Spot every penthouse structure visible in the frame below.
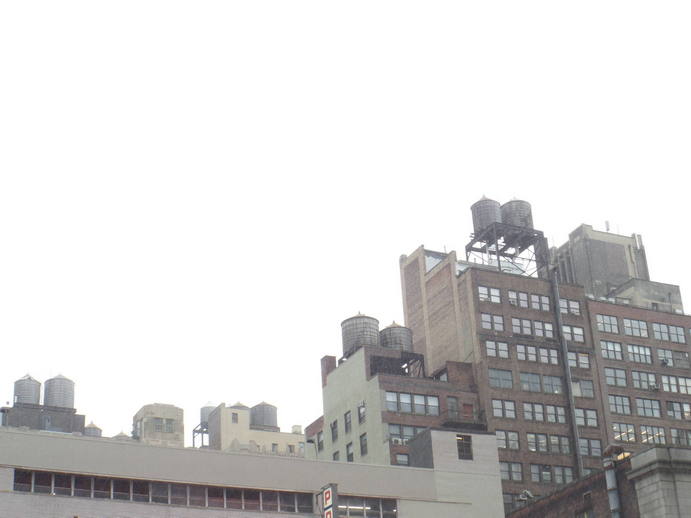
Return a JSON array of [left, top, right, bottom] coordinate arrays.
[[399, 198, 691, 513]]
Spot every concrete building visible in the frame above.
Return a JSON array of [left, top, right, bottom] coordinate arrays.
[[0, 425, 505, 518], [132, 403, 184, 448], [399, 201, 691, 513], [208, 402, 306, 456]]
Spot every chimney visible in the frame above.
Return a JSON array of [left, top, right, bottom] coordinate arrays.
[[321, 356, 337, 387]]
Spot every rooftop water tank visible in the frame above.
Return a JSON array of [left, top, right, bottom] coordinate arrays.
[[44, 375, 75, 409], [341, 314, 380, 356], [471, 196, 502, 234], [200, 404, 216, 425], [379, 322, 413, 351], [14, 375, 41, 405], [250, 402, 279, 431], [501, 199, 533, 228]]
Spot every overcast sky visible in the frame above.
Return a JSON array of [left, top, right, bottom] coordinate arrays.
[[1, 1, 690, 441]]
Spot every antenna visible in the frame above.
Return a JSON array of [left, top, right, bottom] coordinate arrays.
[[605, 221, 610, 232]]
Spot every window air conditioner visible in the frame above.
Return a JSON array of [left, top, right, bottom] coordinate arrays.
[[391, 438, 402, 445]]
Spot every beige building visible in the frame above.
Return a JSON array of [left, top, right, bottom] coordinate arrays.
[[208, 402, 305, 456], [132, 403, 184, 448], [0, 425, 505, 518]]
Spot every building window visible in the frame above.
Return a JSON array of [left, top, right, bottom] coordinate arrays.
[[523, 402, 544, 422], [543, 375, 563, 394], [531, 294, 550, 311], [333, 451, 340, 461], [272, 443, 278, 453], [659, 349, 691, 369], [631, 371, 657, 390], [628, 344, 652, 364], [153, 417, 163, 432], [652, 323, 684, 343], [601, 340, 623, 360], [670, 326, 686, 344], [395, 454, 409, 466], [317, 431, 324, 451], [605, 367, 627, 387], [232, 412, 238, 423], [346, 443, 354, 462], [667, 401, 691, 420], [481, 313, 504, 332], [357, 403, 366, 424], [636, 398, 661, 418], [520, 372, 541, 392], [496, 430, 519, 450], [612, 422, 636, 442], [623, 319, 648, 338], [486, 340, 509, 358], [550, 435, 571, 454], [344, 411, 352, 434], [560, 299, 580, 315], [575, 408, 598, 427], [164, 419, 174, 433], [653, 323, 670, 341], [530, 464, 552, 483], [609, 395, 631, 415], [572, 379, 594, 398], [517, 344, 537, 362], [492, 399, 516, 419], [288, 444, 295, 454], [554, 466, 574, 484], [568, 352, 590, 369], [385, 391, 439, 415], [578, 439, 602, 457], [479, 286, 501, 303], [330, 420, 338, 442], [512, 318, 531, 335], [597, 314, 619, 334], [546, 405, 566, 423], [671, 428, 691, 446], [562, 325, 584, 343], [661, 375, 691, 394], [500, 462, 522, 481], [359, 433, 367, 456], [447, 396, 459, 420], [533, 321, 554, 338], [509, 290, 529, 308], [640, 425, 666, 444], [489, 369, 513, 389], [527, 433, 548, 452], [540, 348, 559, 365], [456, 434, 473, 460]]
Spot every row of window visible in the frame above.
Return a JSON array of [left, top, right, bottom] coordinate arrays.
[[604, 368, 691, 393], [487, 340, 591, 369], [322, 403, 367, 449], [388, 424, 427, 444], [478, 286, 566, 315], [601, 341, 690, 368], [496, 430, 585, 456], [500, 462, 575, 484], [332, 434, 368, 462], [597, 314, 687, 344], [482, 313, 587, 343], [12, 470, 314, 513], [610, 423, 691, 446], [607, 395, 691, 419], [492, 399, 567, 423], [385, 391, 440, 416], [489, 368, 564, 394]]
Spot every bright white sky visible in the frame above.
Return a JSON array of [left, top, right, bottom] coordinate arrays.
[[1, 1, 690, 442]]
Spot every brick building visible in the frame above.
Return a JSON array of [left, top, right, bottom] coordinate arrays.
[[399, 212, 691, 512]]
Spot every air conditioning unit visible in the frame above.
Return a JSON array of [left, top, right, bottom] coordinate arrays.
[[509, 300, 518, 306], [391, 438, 402, 445], [650, 383, 659, 391], [661, 359, 669, 367]]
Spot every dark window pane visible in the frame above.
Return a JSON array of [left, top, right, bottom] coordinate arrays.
[[14, 470, 32, 492], [280, 492, 296, 512], [365, 497, 381, 517], [262, 490, 278, 511], [75, 476, 92, 498], [244, 489, 260, 511], [382, 498, 397, 518], [34, 472, 51, 494], [151, 482, 168, 504], [189, 485, 205, 507], [93, 477, 111, 499], [170, 483, 187, 506], [132, 480, 149, 502], [226, 488, 242, 509], [113, 479, 130, 501], [348, 495, 365, 517], [208, 486, 224, 508], [297, 492, 313, 513], [54, 474, 72, 496]]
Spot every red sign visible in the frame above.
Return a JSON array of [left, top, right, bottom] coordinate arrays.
[[323, 487, 333, 509], [325, 509, 333, 518]]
